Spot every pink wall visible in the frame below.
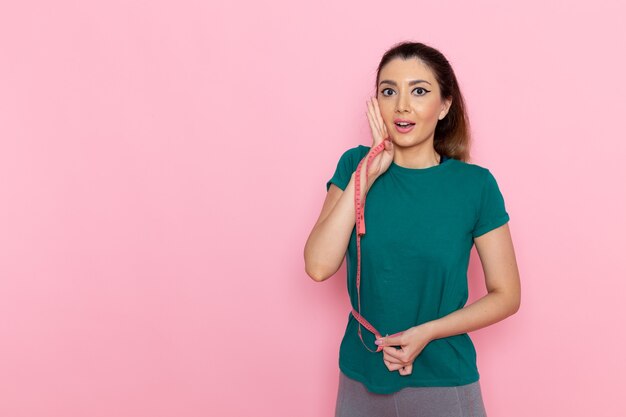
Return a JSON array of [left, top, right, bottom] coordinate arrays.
[[1, 1, 625, 416]]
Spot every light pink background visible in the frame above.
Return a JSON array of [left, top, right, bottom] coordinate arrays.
[[1, 1, 625, 416]]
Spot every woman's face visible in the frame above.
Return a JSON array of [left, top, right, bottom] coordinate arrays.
[[376, 57, 452, 147]]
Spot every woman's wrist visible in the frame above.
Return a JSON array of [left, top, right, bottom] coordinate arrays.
[[367, 174, 378, 189], [350, 171, 373, 189], [417, 320, 439, 342]]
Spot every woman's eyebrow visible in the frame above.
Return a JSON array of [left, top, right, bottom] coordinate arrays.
[[379, 79, 432, 86]]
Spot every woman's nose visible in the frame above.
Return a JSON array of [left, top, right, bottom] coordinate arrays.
[[396, 93, 410, 112]]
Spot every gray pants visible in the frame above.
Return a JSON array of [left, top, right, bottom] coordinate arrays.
[[335, 370, 487, 417]]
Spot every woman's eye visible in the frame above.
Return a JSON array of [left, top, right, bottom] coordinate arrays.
[[413, 87, 430, 96], [381, 88, 393, 96]]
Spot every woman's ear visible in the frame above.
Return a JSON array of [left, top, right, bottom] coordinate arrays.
[[439, 98, 453, 120]]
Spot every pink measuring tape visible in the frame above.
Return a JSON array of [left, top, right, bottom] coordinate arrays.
[[352, 138, 404, 353]]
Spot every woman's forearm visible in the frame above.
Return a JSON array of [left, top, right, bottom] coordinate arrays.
[[421, 290, 519, 341], [304, 174, 357, 281], [304, 166, 375, 281]]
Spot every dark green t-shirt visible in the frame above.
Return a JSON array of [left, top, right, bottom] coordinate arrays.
[[325, 144, 510, 394]]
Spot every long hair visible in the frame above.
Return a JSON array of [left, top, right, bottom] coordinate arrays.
[[374, 41, 472, 162]]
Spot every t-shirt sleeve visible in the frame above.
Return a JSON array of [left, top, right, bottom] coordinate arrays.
[[472, 169, 510, 238], [325, 147, 359, 192]]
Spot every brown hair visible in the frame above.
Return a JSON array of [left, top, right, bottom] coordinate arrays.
[[374, 41, 472, 162]]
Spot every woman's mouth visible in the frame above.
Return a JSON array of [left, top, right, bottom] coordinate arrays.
[[394, 122, 415, 133]]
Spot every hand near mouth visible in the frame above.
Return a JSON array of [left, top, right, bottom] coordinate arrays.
[[364, 97, 394, 184]]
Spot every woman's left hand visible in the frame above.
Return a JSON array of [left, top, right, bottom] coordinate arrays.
[[375, 324, 434, 376]]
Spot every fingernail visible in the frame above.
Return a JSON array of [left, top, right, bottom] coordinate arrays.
[[375, 339, 383, 345]]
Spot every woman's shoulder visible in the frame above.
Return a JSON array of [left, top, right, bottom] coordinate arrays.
[[353, 144, 371, 157], [333, 144, 370, 169], [451, 158, 491, 174], [335, 144, 368, 156], [451, 159, 504, 190]]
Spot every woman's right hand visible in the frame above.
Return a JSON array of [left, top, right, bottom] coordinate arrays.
[[364, 97, 394, 182]]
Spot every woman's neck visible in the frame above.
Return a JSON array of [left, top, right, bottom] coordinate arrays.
[[392, 145, 441, 169]]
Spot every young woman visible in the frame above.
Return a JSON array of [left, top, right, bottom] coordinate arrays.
[[304, 41, 521, 416]]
